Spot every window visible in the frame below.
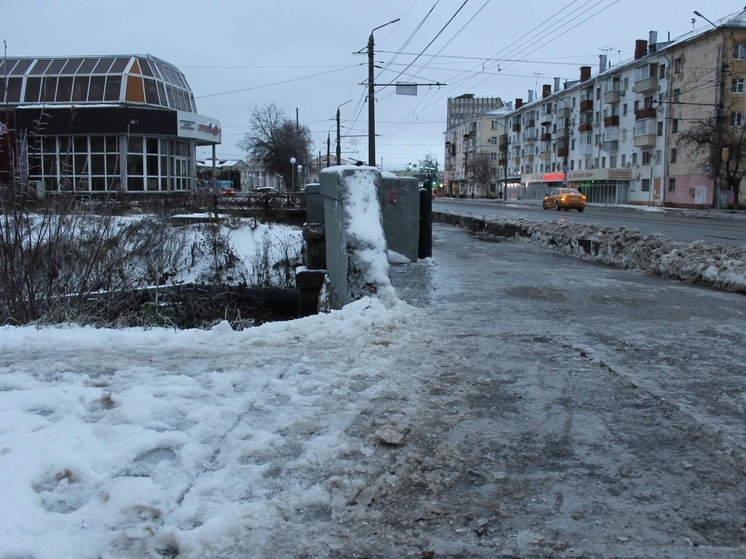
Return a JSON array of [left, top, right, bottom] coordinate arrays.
[[674, 57, 683, 73], [668, 178, 676, 192], [641, 178, 650, 192], [673, 89, 681, 103], [491, 120, 499, 130], [623, 103, 628, 116], [601, 156, 606, 168], [657, 122, 664, 136], [672, 119, 679, 133], [623, 77, 629, 91], [731, 112, 744, 127], [489, 137, 497, 146], [632, 152, 638, 165], [610, 155, 617, 167], [621, 154, 627, 167], [671, 148, 678, 163], [734, 44, 746, 60], [596, 87, 601, 100], [659, 64, 666, 79], [642, 151, 652, 165], [733, 78, 745, 94]]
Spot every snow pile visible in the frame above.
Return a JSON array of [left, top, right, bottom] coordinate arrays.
[[319, 166, 397, 307], [0, 297, 423, 559], [438, 212, 746, 293]]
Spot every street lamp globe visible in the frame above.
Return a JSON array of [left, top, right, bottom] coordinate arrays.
[[290, 157, 297, 191]]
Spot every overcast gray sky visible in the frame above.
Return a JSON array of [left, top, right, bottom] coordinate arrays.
[[4, 0, 741, 170]]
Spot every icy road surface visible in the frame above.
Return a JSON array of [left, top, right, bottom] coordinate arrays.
[[1, 223, 745, 559]]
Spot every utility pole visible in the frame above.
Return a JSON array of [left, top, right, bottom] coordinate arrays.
[[336, 107, 342, 165], [367, 18, 400, 167], [694, 10, 725, 207]]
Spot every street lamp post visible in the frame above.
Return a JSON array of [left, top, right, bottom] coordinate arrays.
[[367, 18, 400, 167], [290, 157, 296, 191], [297, 164, 303, 189]]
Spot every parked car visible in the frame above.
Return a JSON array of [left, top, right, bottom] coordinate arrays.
[[221, 186, 236, 196], [542, 187, 586, 211], [255, 186, 279, 194]]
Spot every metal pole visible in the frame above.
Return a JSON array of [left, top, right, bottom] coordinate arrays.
[[366, 19, 399, 167], [336, 108, 342, 165], [367, 32, 375, 166]]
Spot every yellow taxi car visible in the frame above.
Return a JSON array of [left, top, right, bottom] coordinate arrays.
[[542, 187, 586, 212]]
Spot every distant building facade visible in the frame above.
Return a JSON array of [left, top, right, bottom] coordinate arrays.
[[0, 54, 221, 195], [445, 9, 746, 208]]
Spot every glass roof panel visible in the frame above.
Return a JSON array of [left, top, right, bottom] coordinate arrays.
[[61, 59, 83, 74], [76, 58, 98, 74], [10, 59, 33, 75], [109, 57, 131, 74], [45, 59, 66, 74], [139, 58, 154, 77], [29, 59, 52, 75], [94, 58, 115, 74]]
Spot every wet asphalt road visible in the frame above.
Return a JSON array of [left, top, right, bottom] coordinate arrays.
[[366, 222, 746, 558]]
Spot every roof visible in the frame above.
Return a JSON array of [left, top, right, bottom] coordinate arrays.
[[0, 54, 196, 112]]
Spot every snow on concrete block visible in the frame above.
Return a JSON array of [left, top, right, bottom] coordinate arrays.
[[319, 166, 397, 309]]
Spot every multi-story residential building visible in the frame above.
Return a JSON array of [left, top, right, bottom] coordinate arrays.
[[448, 9, 746, 208], [444, 94, 507, 197], [444, 107, 509, 197]]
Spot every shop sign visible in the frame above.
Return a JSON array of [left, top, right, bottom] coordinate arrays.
[[566, 167, 630, 181], [521, 172, 565, 183], [177, 111, 222, 143]]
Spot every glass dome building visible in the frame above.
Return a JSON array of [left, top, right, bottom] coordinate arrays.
[[0, 54, 221, 195]]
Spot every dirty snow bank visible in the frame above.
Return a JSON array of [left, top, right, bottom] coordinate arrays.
[[437, 211, 746, 293]]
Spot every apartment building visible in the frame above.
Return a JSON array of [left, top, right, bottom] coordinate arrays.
[[444, 107, 510, 197], [450, 9, 746, 208]]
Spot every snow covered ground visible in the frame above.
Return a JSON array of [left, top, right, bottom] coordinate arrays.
[[1, 201, 745, 558]]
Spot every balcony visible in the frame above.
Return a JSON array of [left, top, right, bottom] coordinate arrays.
[[634, 76, 658, 95], [635, 107, 657, 120], [512, 122, 521, 132], [633, 133, 657, 148], [603, 89, 621, 104], [525, 132, 537, 142], [525, 154, 535, 163], [604, 115, 619, 127], [539, 150, 552, 160], [578, 122, 593, 132], [580, 99, 593, 111], [525, 119, 536, 129], [602, 139, 619, 151], [556, 106, 570, 119], [579, 143, 593, 156], [541, 132, 552, 141], [557, 147, 568, 157]]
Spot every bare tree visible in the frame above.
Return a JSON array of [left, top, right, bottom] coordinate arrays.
[[468, 153, 496, 198], [237, 104, 314, 190], [677, 110, 746, 209]]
